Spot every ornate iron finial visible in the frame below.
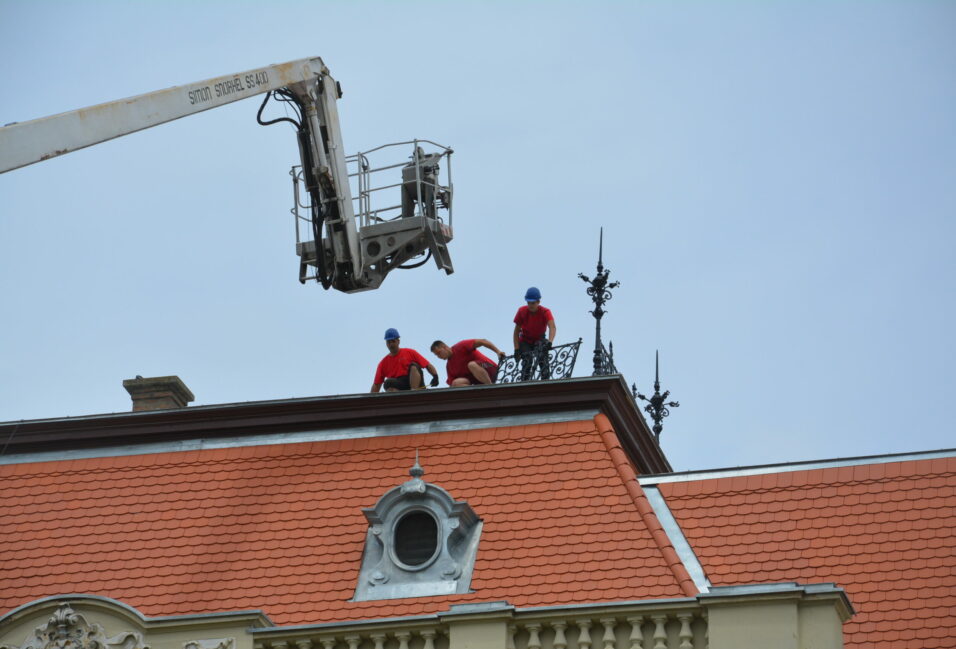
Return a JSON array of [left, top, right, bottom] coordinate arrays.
[[410, 449, 424, 478], [634, 350, 680, 439], [579, 228, 620, 375]]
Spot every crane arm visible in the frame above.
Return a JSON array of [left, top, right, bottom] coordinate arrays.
[[0, 57, 328, 174], [0, 57, 455, 294]]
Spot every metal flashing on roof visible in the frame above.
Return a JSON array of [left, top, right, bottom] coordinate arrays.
[[0, 410, 597, 466], [638, 447, 956, 485], [642, 485, 711, 593], [443, 602, 513, 615]]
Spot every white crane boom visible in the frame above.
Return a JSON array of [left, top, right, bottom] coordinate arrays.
[[0, 58, 325, 173], [0, 57, 454, 293]]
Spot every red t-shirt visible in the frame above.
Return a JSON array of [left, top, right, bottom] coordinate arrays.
[[374, 348, 428, 384], [445, 339, 495, 385], [514, 305, 554, 343]]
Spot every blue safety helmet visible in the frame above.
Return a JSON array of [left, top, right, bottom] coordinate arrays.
[[384, 328, 400, 341], [524, 286, 542, 302]]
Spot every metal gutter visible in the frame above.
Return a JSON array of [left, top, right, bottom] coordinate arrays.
[[639, 447, 956, 485], [250, 597, 706, 634]]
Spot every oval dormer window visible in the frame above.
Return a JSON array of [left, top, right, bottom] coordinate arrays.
[[394, 510, 438, 567]]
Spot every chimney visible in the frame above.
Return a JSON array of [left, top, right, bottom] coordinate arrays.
[[123, 375, 195, 412]]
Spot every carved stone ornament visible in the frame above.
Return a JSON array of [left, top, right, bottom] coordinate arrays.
[[184, 639, 234, 649], [0, 605, 148, 649], [353, 458, 482, 602]]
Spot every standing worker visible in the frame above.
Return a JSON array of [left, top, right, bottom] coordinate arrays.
[[401, 146, 444, 218], [513, 287, 557, 379], [371, 328, 440, 393], [430, 339, 507, 386]]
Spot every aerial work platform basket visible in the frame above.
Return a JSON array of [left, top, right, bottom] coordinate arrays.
[[293, 140, 454, 290]]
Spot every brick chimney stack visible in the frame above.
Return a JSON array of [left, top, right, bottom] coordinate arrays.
[[123, 375, 195, 412]]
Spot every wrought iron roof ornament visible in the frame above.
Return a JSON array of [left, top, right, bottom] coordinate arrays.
[[579, 228, 620, 376], [634, 350, 680, 439]]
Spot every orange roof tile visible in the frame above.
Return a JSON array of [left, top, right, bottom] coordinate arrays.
[[660, 455, 956, 649], [0, 416, 687, 624]]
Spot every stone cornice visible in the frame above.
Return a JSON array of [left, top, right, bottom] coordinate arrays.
[[0, 376, 671, 474], [0, 594, 272, 630]]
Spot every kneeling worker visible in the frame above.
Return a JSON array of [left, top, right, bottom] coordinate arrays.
[[371, 328, 440, 393], [431, 339, 507, 386]]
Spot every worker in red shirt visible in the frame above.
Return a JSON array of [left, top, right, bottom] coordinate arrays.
[[513, 287, 556, 380], [430, 338, 507, 386], [513, 286, 556, 353], [371, 328, 440, 393]]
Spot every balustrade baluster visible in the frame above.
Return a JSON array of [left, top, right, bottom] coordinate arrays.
[[677, 615, 692, 649], [552, 622, 568, 649], [320, 637, 336, 649], [626, 617, 644, 649], [421, 630, 436, 649], [576, 620, 592, 649], [370, 633, 386, 649], [507, 625, 517, 649], [599, 619, 615, 649], [526, 624, 542, 649], [651, 616, 667, 649], [395, 632, 411, 649]]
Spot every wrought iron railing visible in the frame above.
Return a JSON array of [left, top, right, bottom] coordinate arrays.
[[496, 339, 582, 384]]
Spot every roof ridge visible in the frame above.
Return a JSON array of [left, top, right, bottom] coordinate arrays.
[[593, 413, 697, 598]]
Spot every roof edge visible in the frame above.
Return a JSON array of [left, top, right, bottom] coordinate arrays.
[[595, 414, 696, 597], [639, 447, 956, 485], [0, 376, 672, 475]]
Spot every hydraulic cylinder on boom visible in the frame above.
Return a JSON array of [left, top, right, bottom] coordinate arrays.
[[0, 56, 454, 293]]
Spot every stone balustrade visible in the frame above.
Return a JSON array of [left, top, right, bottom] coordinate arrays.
[[508, 606, 706, 649], [255, 626, 449, 649], [252, 601, 707, 649]]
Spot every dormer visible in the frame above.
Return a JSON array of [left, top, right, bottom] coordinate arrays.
[[353, 457, 482, 601]]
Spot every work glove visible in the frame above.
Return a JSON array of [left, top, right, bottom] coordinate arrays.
[[429, 375, 439, 387]]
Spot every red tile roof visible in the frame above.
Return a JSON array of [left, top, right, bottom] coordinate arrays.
[[1, 416, 689, 625], [660, 455, 956, 649]]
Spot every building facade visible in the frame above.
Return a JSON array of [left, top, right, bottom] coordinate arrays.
[[1, 377, 951, 648]]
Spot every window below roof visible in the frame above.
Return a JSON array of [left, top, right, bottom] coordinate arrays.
[[353, 458, 482, 602], [394, 510, 439, 568]]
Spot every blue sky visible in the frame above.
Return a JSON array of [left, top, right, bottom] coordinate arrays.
[[1, 1, 953, 470]]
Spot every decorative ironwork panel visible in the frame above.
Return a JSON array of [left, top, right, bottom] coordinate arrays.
[[495, 339, 582, 384]]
